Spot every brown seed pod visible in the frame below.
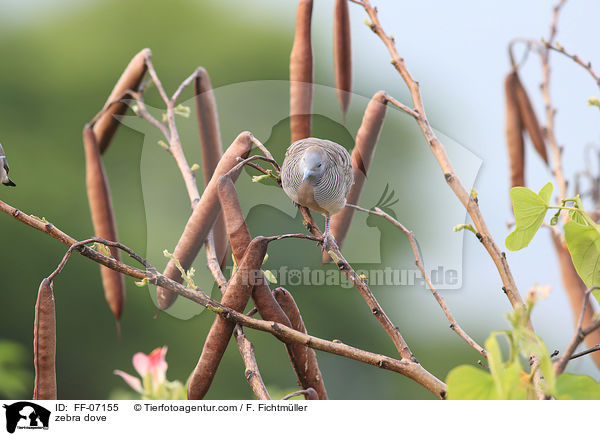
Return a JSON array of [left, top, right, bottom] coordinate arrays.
[[157, 132, 253, 310], [513, 74, 548, 164], [217, 175, 327, 397], [333, 0, 352, 118], [290, 0, 314, 142], [273, 287, 327, 399], [194, 68, 228, 268], [187, 237, 269, 400], [505, 71, 525, 188], [83, 126, 125, 321], [33, 278, 57, 400], [325, 91, 387, 262], [94, 48, 150, 154], [217, 175, 252, 262]]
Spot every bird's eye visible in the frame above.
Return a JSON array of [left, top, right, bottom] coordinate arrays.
[[317, 163, 321, 168]]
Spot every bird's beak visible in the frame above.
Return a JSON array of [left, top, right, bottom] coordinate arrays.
[[302, 168, 312, 181]]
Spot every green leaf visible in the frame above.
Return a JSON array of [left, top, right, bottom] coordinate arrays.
[[174, 104, 191, 118], [262, 269, 277, 283], [502, 361, 529, 400], [92, 242, 112, 257], [588, 96, 600, 109], [252, 174, 271, 183], [505, 183, 552, 251], [556, 373, 600, 399], [134, 278, 149, 287], [485, 333, 506, 397], [453, 223, 477, 234], [564, 220, 600, 289], [485, 332, 528, 399], [446, 365, 498, 400], [568, 208, 587, 225]]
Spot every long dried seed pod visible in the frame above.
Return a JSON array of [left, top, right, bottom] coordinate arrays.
[[333, 0, 352, 118], [513, 74, 548, 164], [505, 71, 525, 188], [194, 68, 228, 268], [187, 237, 269, 400], [290, 0, 314, 142], [273, 287, 327, 400], [217, 175, 252, 261], [217, 175, 326, 394], [83, 126, 125, 321], [33, 278, 57, 400], [157, 132, 253, 310], [94, 48, 150, 154], [325, 91, 387, 262]]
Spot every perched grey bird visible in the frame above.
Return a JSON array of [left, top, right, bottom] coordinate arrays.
[[281, 137, 353, 249], [0, 144, 16, 187]]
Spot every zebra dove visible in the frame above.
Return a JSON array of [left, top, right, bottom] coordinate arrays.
[[0, 144, 16, 187], [281, 137, 353, 249]]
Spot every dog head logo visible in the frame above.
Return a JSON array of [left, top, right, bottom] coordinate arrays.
[[3, 402, 51, 433]]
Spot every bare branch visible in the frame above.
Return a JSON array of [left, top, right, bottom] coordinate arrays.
[[544, 42, 600, 88], [234, 326, 271, 400]]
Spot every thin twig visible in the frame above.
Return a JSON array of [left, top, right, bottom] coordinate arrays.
[[541, 0, 568, 220], [131, 94, 170, 139], [206, 230, 227, 290], [234, 326, 271, 400], [569, 345, 600, 361], [226, 155, 281, 180], [383, 93, 419, 119], [507, 38, 538, 70], [171, 67, 202, 104], [249, 134, 281, 174], [346, 203, 487, 358], [47, 237, 151, 283], [544, 43, 600, 88], [244, 160, 272, 176]]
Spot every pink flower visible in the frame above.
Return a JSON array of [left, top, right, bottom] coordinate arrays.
[[114, 346, 168, 394]]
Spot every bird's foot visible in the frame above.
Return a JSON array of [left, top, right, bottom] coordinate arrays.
[[320, 231, 337, 253]]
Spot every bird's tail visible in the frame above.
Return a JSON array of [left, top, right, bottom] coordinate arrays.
[[2, 179, 16, 187]]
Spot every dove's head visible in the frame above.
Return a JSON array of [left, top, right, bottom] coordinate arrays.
[[301, 146, 327, 183]]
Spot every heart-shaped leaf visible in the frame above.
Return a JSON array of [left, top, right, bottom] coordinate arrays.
[[506, 182, 553, 251]]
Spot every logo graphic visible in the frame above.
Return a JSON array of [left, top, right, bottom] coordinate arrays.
[[3, 402, 50, 433], [117, 80, 481, 319]]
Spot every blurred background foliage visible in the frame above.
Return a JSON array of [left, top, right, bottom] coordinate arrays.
[[2, 0, 594, 400]]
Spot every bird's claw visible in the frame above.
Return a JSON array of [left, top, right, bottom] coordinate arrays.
[[320, 231, 337, 253]]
